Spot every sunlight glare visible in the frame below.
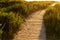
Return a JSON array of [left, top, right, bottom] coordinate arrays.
[[25, 0, 60, 2]]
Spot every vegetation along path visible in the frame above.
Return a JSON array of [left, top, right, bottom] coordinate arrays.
[[13, 3, 57, 40]]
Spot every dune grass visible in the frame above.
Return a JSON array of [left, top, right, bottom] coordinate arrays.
[[0, 1, 54, 40], [43, 3, 60, 40]]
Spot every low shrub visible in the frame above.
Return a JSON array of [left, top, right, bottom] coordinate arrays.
[[43, 3, 60, 40], [0, 1, 54, 40], [0, 12, 23, 40]]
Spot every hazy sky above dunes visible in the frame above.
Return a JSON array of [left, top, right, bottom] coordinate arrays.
[[25, 0, 60, 2]]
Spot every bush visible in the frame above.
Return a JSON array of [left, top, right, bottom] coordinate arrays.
[[26, 1, 54, 12], [0, 12, 23, 40], [43, 4, 60, 40], [0, 1, 54, 40], [0, 1, 54, 18]]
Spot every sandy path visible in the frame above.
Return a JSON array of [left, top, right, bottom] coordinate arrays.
[[13, 3, 57, 40]]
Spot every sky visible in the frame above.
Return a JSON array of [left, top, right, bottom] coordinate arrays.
[[25, 0, 60, 2]]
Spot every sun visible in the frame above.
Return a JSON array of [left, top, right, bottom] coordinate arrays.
[[25, 0, 60, 2], [54, 0, 60, 2]]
